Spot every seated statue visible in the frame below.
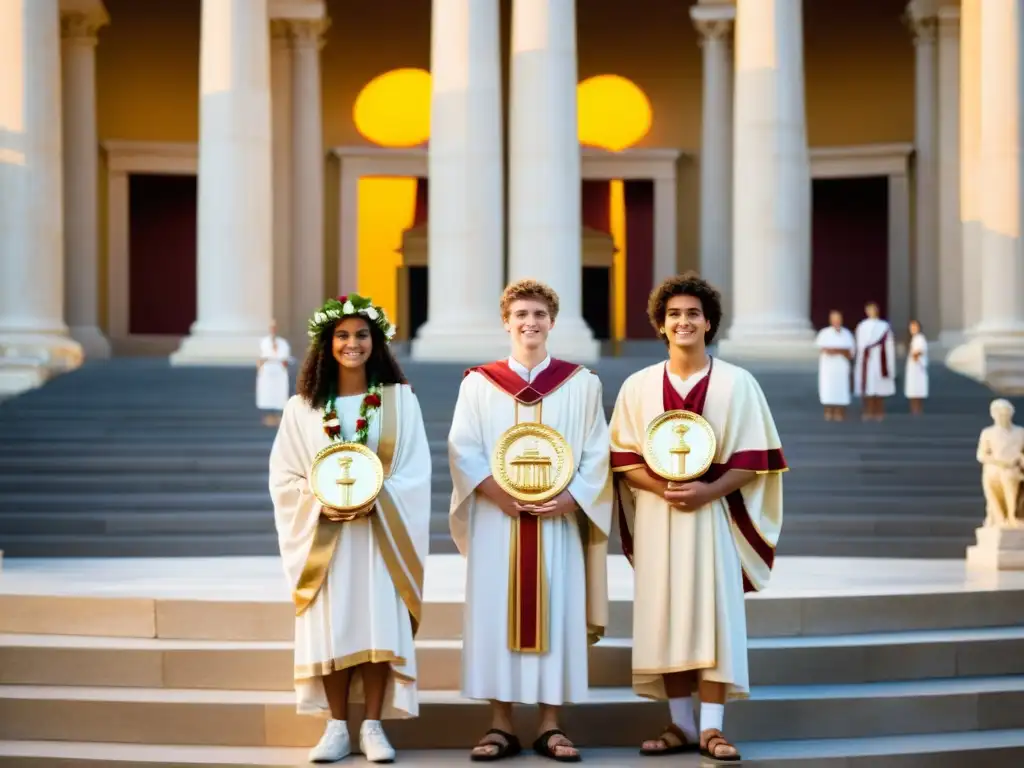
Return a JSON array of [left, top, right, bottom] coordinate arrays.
[[977, 399, 1024, 528]]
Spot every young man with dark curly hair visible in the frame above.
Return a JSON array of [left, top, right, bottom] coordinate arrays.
[[448, 279, 612, 763], [608, 272, 786, 763]]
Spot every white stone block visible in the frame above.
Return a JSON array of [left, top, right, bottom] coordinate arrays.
[[966, 526, 1024, 570]]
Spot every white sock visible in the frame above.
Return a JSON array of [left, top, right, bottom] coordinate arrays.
[[699, 702, 725, 734], [668, 697, 698, 741]]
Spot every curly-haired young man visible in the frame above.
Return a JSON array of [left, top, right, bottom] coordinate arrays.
[[608, 272, 787, 763], [448, 279, 612, 762]]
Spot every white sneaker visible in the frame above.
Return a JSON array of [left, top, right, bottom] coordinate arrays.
[[308, 719, 351, 763], [359, 719, 396, 763]]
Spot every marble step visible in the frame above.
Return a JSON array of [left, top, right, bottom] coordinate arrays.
[[2, 676, 1024, 746], [3, 731, 1024, 767], [3, 625, 1023, 691], [4, 569, 1023, 642]]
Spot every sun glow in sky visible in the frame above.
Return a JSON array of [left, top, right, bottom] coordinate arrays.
[[353, 70, 651, 339]]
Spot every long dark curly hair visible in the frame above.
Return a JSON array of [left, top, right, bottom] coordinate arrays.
[[296, 316, 407, 409]]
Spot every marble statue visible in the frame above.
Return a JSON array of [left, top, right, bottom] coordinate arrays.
[[977, 399, 1024, 528]]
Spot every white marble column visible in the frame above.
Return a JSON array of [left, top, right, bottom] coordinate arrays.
[[288, 18, 327, 352], [0, 0, 83, 379], [506, 0, 599, 361], [937, 6, 962, 345], [959, 0, 983, 333], [171, 0, 274, 366], [719, 0, 815, 358], [270, 21, 293, 344], [411, 0, 509, 361], [908, 4, 941, 338], [948, 0, 1024, 392], [61, 8, 110, 359], [690, 3, 734, 316]]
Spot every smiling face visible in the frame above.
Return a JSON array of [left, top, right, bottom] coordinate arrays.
[[331, 317, 372, 370], [504, 298, 554, 354], [664, 294, 710, 350]]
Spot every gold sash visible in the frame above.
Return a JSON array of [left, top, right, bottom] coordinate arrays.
[[293, 386, 424, 634]]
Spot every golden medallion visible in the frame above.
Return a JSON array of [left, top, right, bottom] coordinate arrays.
[[491, 422, 574, 504], [309, 442, 384, 521], [642, 410, 717, 482]]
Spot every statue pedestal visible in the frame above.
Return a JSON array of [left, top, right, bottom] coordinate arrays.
[[966, 526, 1024, 570]]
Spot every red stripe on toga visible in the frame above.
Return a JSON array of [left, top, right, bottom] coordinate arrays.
[[515, 514, 541, 649], [860, 329, 890, 388]]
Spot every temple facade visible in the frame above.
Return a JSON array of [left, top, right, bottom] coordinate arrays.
[[0, 0, 1021, 388]]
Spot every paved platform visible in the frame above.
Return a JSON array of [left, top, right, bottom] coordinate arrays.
[[1, 556, 1024, 765]]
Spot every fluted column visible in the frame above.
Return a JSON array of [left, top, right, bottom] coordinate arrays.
[[937, 6, 962, 344], [976, 0, 1024, 336], [288, 18, 327, 350], [959, 0, 983, 333], [270, 21, 293, 344], [506, 0, 598, 361], [172, 0, 273, 365], [411, 0, 508, 361], [948, 0, 1024, 391], [691, 3, 734, 316], [0, 0, 83, 374], [61, 9, 110, 359], [719, 0, 814, 358], [908, 3, 940, 337]]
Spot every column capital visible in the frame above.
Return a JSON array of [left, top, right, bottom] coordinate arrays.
[[271, 17, 330, 49], [937, 5, 960, 29], [905, 1, 940, 43], [906, 15, 938, 45], [690, 4, 735, 42], [60, 10, 108, 43]]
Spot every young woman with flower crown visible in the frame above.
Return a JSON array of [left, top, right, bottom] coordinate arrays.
[[269, 294, 431, 763]]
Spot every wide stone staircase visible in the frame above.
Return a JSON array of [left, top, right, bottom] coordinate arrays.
[[0, 355, 1018, 558], [1, 557, 1024, 765]]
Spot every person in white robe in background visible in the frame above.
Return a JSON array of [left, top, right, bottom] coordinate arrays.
[[269, 294, 429, 764], [853, 302, 896, 421], [610, 273, 785, 764], [448, 279, 612, 763], [257, 320, 292, 426], [815, 310, 856, 421], [904, 319, 929, 414]]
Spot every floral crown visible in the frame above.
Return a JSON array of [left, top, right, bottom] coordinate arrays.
[[307, 293, 396, 343]]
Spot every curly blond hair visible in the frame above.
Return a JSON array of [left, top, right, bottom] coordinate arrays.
[[500, 279, 560, 321]]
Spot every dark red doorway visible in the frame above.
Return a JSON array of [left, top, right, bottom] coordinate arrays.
[[811, 176, 889, 329], [128, 173, 197, 335]]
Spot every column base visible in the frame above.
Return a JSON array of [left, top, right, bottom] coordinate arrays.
[[546, 316, 601, 364], [945, 333, 1024, 394], [170, 332, 267, 367], [69, 325, 112, 360], [410, 321, 510, 363], [0, 331, 84, 397], [966, 526, 1024, 571], [717, 329, 819, 362]]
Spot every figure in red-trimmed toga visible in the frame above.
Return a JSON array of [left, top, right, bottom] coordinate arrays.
[[448, 279, 612, 763], [609, 273, 786, 763]]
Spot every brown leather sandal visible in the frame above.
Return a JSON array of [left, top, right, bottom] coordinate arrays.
[[700, 728, 741, 762], [639, 723, 698, 755], [470, 729, 522, 762]]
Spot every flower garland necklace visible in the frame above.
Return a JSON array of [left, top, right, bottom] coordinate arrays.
[[322, 383, 382, 445]]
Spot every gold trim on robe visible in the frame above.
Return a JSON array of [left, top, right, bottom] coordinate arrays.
[[293, 385, 425, 634]]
